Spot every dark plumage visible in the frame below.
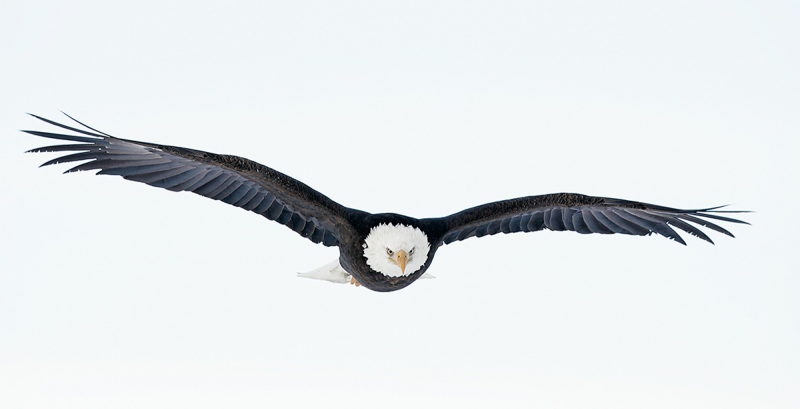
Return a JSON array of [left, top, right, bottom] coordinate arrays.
[[23, 113, 749, 292]]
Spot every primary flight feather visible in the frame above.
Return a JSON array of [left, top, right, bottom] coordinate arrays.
[[23, 113, 748, 292]]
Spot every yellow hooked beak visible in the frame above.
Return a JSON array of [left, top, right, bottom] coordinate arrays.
[[396, 249, 408, 274]]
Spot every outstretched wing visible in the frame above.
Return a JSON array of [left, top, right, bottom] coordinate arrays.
[[436, 193, 748, 246], [23, 113, 350, 246]]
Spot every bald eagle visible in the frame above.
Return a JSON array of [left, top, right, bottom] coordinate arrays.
[[23, 113, 748, 292]]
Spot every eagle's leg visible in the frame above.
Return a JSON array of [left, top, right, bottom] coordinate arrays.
[[349, 276, 361, 287]]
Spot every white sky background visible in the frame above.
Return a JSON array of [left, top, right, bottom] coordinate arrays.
[[0, 1, 797, 408]]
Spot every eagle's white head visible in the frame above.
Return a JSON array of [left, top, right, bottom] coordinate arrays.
[[363, 223, 430, 277]]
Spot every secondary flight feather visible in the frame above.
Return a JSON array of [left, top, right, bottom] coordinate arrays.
[[23, 113, 749, 292]]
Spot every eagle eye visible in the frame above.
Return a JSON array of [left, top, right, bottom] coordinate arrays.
[[409, 247, 415, 255], [386, 248, 393, 256]]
